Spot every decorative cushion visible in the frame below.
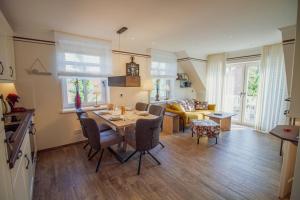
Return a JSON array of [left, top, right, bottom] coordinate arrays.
[[178, 99, 195, 112], [195, 100, 208, 110]]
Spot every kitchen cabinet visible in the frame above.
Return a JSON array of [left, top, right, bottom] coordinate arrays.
[[0, 10, 16, 82], [0, 104, 14, 200]]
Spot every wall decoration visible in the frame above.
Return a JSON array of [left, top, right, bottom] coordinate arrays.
[[26, 58, 52, 76], [177, 73, 192, 88], [126, 56, 139, 76]]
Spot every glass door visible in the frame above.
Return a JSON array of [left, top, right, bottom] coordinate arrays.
[[243, 63, 260, 125], [223, 61, 260, 126]]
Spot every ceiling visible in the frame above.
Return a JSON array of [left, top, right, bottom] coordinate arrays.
[[0, 0, 297, 58]]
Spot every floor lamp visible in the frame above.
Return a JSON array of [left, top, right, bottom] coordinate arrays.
[[143, 80, 153, 104]]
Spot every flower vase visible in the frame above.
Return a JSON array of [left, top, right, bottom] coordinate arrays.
[[75, 91, 81, 109], [74, 79, 81, 109]]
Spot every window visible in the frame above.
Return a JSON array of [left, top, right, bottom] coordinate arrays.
[[55, 32, 112, 109], [150, 49, 177, 101]]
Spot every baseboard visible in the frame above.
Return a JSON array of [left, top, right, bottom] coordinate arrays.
[[37, 140, 87, 154]]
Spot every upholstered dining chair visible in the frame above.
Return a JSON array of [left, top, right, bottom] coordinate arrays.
[[76, 109, 112, 156], [80, 116, 123, 172], [148, 105, 166, 148], [124, 116, 163, 175], [135, 102, 149, 111]]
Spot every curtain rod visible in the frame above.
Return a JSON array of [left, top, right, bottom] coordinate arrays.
[[177, 57, 207, 62], [12, 36, 151, 57], [226, 54, 261, 61]]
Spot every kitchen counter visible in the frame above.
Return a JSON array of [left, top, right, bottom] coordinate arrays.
[[4, 110, 34, 168]]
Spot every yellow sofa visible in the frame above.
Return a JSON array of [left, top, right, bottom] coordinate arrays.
[[165, 103, 216, 127]]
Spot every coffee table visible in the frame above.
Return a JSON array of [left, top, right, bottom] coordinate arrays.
[[204, 113, 236, 131]]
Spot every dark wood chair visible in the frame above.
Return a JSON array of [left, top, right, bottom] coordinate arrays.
[[80, 116, 123, 172], [76, 109, 111, 156], [124, 116, 163, 175], [148, 104, 166, 148], [135, 102, 149, 111]]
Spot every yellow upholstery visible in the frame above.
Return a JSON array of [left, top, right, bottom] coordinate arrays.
[[166, 102, 216, 126]]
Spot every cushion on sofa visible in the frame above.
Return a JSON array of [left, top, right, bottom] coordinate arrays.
[[194, 100, 208, 110]]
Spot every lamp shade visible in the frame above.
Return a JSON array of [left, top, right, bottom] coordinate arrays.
[[143, 79, 153, 91]]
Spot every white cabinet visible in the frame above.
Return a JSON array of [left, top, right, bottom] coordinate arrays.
[[12, 133, 32, 200], [0, 104, 14, 200], [0, 10, 16, 81]]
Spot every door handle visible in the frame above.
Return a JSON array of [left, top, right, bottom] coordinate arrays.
[[0, 61, 4, 75], [24, 154, 30, 169]]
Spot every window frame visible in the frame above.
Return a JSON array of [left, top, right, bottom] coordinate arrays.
[[61, 77, 108, 109]]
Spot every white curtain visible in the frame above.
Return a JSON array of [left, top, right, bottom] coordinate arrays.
[[255, 44, 288, 132], [55, 31, 112, 77], [206, 53, 226, 110]]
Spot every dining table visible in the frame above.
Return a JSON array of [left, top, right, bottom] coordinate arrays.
[[92, 109, 158, 162]]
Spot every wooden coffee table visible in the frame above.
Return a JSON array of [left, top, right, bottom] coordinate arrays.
[[204, 113, 236, 131]]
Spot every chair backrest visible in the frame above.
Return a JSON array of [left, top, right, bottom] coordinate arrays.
[[135, 116, 163, 151], [76, 109, 89, 138], [80, 116, 101, 150], [135, 102, 149, 111], [148, 104, 165, 117]]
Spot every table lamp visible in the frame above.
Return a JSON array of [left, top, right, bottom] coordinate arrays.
[[93, 84, 101, 107], [143, 79, 153, 103]]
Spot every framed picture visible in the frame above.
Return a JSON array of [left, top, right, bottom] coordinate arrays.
[[126, 56, 139, 76]]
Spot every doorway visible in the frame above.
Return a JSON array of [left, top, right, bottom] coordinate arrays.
[[223, 61, 260, 126]]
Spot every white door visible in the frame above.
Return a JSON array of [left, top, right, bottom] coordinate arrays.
[[223, 61, 260, 126]]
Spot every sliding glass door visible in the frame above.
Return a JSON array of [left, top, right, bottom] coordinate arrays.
[[223, 61, 260, 126]]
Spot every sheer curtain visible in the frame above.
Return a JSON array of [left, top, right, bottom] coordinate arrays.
[[255, 44, 288, 132], [206, 53, 226, 110]]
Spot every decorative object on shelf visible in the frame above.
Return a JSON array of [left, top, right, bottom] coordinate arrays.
[[26, 58, 52, 76], [143, 79, 153, 103], [177, 73, 192, 88], [6, 93, 26, 112], [126, 56, 139, 76], [155, 79, 160, 101], [74, 79, 81, 109]]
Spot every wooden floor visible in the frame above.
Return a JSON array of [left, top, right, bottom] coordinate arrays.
[[33, 126, 283, 200]]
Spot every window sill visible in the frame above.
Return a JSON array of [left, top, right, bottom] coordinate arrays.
[[61, 105, 108, 114]]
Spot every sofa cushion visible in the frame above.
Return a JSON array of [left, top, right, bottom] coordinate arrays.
[[178, 99, 195, 112], [195, 100, 208, 110]]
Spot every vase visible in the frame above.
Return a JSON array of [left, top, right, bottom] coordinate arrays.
[[75, 91, 81, 109]]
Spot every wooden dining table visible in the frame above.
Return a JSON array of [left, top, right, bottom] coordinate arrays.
[[92, 110, 158, 162]]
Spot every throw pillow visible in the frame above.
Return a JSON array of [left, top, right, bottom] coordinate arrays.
[[199, 101, 208, 110], [179, 99, 195, 112]]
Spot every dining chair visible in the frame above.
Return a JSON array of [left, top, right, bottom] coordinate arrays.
[[76, 109, 112, 156], [135, 102, 149, 111], [124, 116, 163, 175], [148, 104, 166, 148], [80, 116, 123, 172]]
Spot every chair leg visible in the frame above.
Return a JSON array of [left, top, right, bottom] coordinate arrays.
[[137, 151, 143, 175], [124, 150, 137, 162], [159, 141, 165, 148], [215, 137, 218, 144], [96, 149, 104, 172], [83, 142, 89, 149], [197, 135, 200, 144], [147, 151, 161, 165], [88, 146, 92, 157], [88, 150, 99, 161]]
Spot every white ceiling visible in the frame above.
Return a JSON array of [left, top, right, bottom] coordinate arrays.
[[0, 0, 297, 58]]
